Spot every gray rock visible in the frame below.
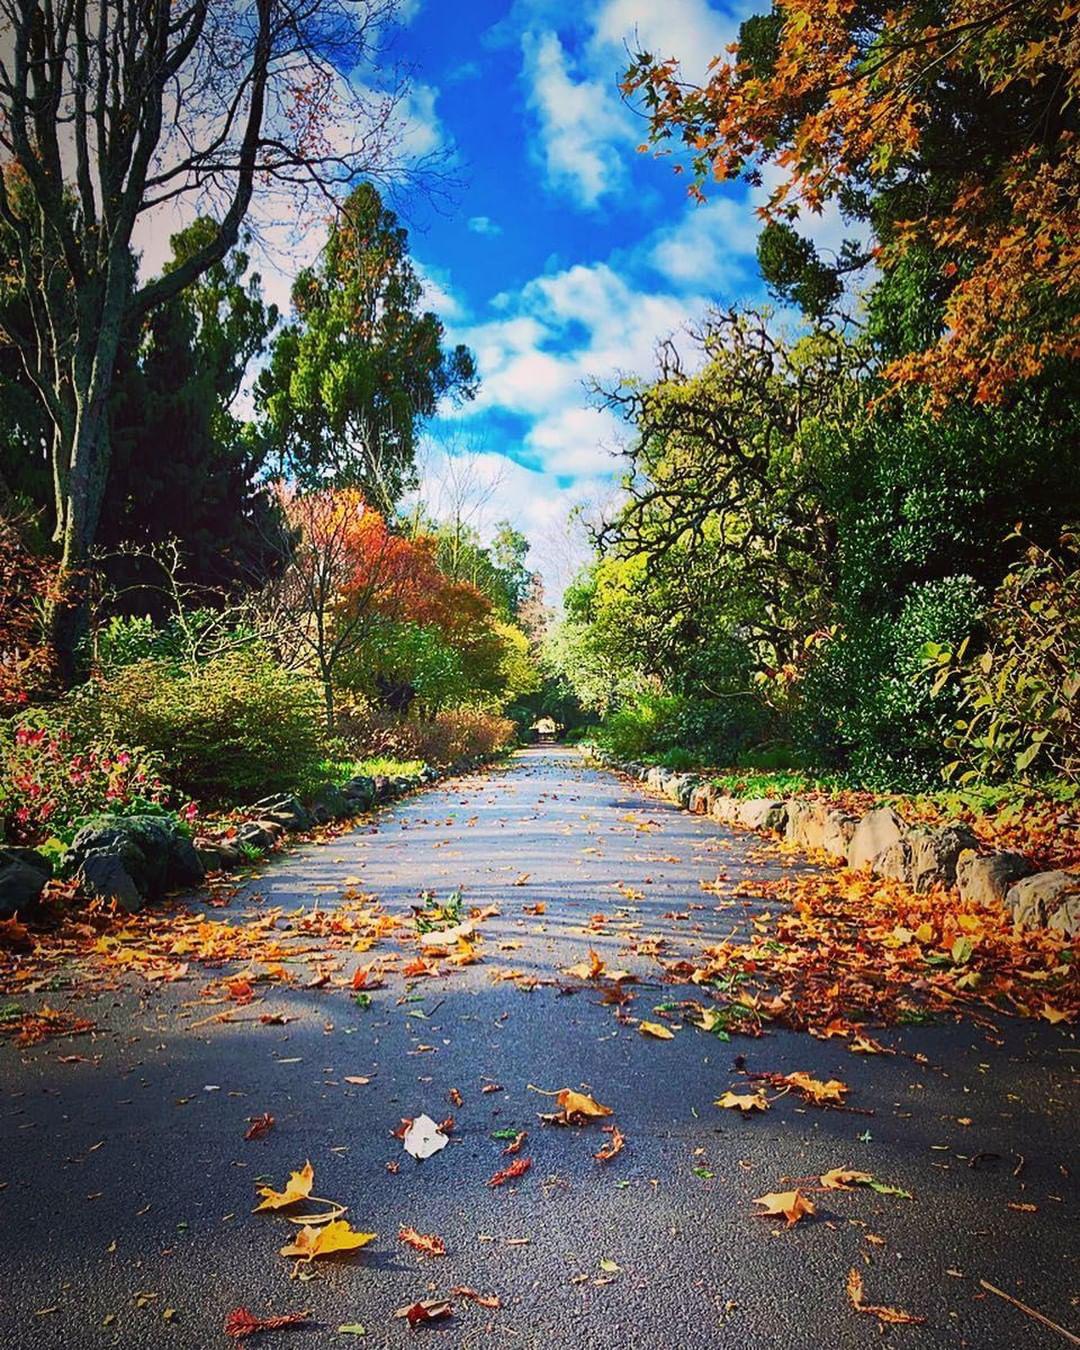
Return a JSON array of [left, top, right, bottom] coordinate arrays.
[[1006, 871, 1080, 930], [737, 798, 788, 832], [340, 775, 376, 810], [252, 793, 312, 832], [234, 820, 280, 852], [0, 847, 51, 917], [666, 774, 699, 807], [784, 800, 854, 858], [688, 784, 718, 815], [78, 854, 144, 912], [194, 838, 244, 872], [645, 767, 665, 790], [821, 809, 858, 860], [709, 795, 741, 825], [69, 814, 204, 900], [956, 850, 1034, 906], [308, 783, 352, 823], [907, 825, 980, 892], [875, 838, 913, 884], [848, 807, 907, 872], [1048, 895, 1080, 939]]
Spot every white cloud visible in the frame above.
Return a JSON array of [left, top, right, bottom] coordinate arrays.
[[398, 82, 445, 160], [522, 30, 628, 208], [588, 0, 745, 86], [646, 194, 762, 294], [468, 215, 502, 236]]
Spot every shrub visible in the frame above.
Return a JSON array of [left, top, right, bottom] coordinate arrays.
[[336, 704, 515, 767], [597, 692, 763, 764], [795, 576, 984, 790], [67, 650, 326, 805], [0, 714, 175, 846], [926, 531, 1080, 783]]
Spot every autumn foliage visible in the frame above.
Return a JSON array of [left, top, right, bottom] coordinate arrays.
[[624, 0, 1080, 405]]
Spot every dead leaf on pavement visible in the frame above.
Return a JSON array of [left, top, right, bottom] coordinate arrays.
[[399, 1226, 446, 1257], [820, 1167, 873, 1190], [396, 1300, 453, 1327], [638, 1020, 676, 1040], [715, 1090, 769, 1113], [224, 1307, 311, 1338], [594, 1125, 625, 1162], [244, 1112, 274, 1140], [450, 1286, 501, 1309], [402, 1114, 449, 1160], [488, 1157, 531, 1187], [752, 1190, 816, 1226], [254, 1161, 314, 1212], [531, 1086, 613, 1125], [501, 1131, 527, 1155], [279, 1220, 376, 1261], [846, 1267, 925, 1325]]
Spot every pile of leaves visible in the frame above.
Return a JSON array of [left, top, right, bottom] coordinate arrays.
[[678, 868, 1076, 1038]]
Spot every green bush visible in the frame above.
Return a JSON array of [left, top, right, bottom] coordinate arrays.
[[67, 650, 326, 805], [597, 692, 764, 765], [795, 576, 984, 790], [926, 531, 1080, 784]]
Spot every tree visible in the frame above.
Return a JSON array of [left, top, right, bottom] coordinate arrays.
[[102, 222, 284, 609], [624, 0, 1079, 405], [0, 0, 406, 678], [257, 182, 478, 509], [264, 486, 432, 729]]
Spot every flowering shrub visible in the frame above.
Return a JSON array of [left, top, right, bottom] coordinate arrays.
[[0, 718, 175, 846]]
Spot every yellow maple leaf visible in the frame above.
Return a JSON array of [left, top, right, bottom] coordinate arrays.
[[254, 1161, 314, 1212], [558, 1088, 612, 1119], [820, 1167, 873, 1190], [1040, 1004, 1069, 1024], [279, 1219, 377, 1261], [753, 1189, 816, 1226], [638, 1020, 676, 1040], [565, 949, 606, 980], [715, 1090, 769, 1112], [783, 1071, 848, 1104]]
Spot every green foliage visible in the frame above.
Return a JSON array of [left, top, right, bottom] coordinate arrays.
[[796, 576, 984, 790], [257, 183, 477, 509], [66, 651, 326, 806], [926, 531, 1080, 784], [596, 691, 761, 765]]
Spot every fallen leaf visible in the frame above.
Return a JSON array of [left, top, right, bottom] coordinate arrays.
[[399, 1226, 446, 1257], [501, 1131, 527, 1155], [752, 1190, 816, 1226], [244, 1113, 275, 1141], [638, 1020, 675, 1040], [715, 1090, 769, 1112], [532, 1086, 613, 1125], [488, 1157, 532, 1187], [820, 1167, 873, 1190], [224, 1307, 311, 1338], [846, 1267, 924, 1325], [254, 1161, 314, 1212], [279, 1220, 376, 1261], [782, 1072, 848, 1105], [343, 1076, 372, 1086], [594, 1125, 625, 1162], [395, 1300, 453, 1326], [450, 1286, 501, 1309]]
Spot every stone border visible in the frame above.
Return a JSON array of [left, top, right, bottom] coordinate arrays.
[[1, 751, 508, 919], [586, 747, 1079, 939]]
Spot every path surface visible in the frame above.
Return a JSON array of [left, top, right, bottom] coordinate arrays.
[[1, 747, 1076, 1349]]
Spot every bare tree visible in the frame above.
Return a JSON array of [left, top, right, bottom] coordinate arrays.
[[0, 0, 408, 678]]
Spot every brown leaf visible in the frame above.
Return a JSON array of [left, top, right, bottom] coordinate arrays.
[[488, 1157, 532, 1187], [846, 1267, 925, 1325], [715, 1090, 769, 1112], [396, 1299, 453, 1327], [752, 1189, 816, 1226], [450, 1286, 501, 1309], [502, 1131, 527, 1155], [399, 1226, 446, 1257], [224, 1307, 311, 1339], [244, 1112, 274, 1141], [594, 1125, 625, 1162]]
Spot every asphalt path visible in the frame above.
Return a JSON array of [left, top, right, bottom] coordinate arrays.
[[1, 747, 1076, 1349]]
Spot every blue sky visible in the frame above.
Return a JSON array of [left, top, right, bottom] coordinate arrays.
[[138, 0, 847, 593], [376, 0, 807, 590]]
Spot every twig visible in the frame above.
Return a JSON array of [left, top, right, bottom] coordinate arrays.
[[979, 1280, 1080, 1345]]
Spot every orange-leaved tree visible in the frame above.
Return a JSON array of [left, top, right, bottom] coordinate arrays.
[[624, 0, 1080, 406], [264, 486, 440, 728]]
